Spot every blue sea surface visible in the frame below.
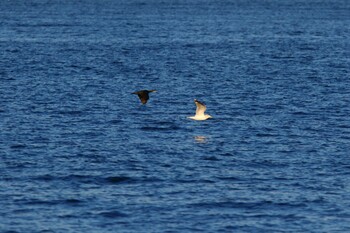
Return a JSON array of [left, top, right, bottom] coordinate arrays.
[[1, 0, 350, 232]]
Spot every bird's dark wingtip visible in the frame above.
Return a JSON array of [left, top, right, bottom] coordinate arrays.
[[194, 99, 206, 106]]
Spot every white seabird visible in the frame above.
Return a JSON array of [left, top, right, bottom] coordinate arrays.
[[188, 99, 212, 121]]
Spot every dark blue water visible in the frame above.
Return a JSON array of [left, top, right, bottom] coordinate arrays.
[[1, 0, 350, 232]]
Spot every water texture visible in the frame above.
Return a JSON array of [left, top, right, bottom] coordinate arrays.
[[1, 0, 350, 232]]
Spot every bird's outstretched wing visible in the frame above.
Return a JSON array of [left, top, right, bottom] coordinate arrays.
[[194, 99, 206, 117]]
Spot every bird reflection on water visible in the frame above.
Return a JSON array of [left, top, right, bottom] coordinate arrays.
[[194, 135, 208, 144]]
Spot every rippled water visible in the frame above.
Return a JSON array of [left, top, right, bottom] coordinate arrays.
[[1, 0, 350, 232]]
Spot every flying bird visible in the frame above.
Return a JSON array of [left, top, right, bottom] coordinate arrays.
[[188, 99, 212, 120], [132, 90, 156, 104]]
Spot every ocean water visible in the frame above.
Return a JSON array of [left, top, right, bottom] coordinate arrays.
[[1, 0, 350, 232]]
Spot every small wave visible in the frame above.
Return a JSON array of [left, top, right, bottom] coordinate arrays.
[[202, 156, 220, 161], [189, 200, 306, 209], [105, 176, 164, 184], [40, 230, 57, 233], [64, 199, 83, 204], [175, 179, 215, 184], [22, 198, 83, 206], [139, 120, 181, 131], [57, 110, 84, 116], [16, 23, 75, 27], [218, 176, 242, 181], [255, 133, 275, 137], [140, 126, 167, 131], [24, 199, 58, 206], [109, 119, 123, 124], [105, 176, 132, 184], [10, 144, 27, 149], [99, 210, 128, 218], [140, 125, 180, 131], [34, 174, 55, 181], [299, 46, 318, 51], [288, 30, 304, 36], [292, 111, 308, 115], [33, 174, 148, 185], [33, 174, 99, 184], [270, 55, 295, 60]]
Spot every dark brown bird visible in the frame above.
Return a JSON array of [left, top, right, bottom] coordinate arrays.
[[132, 90, 156, 104]]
